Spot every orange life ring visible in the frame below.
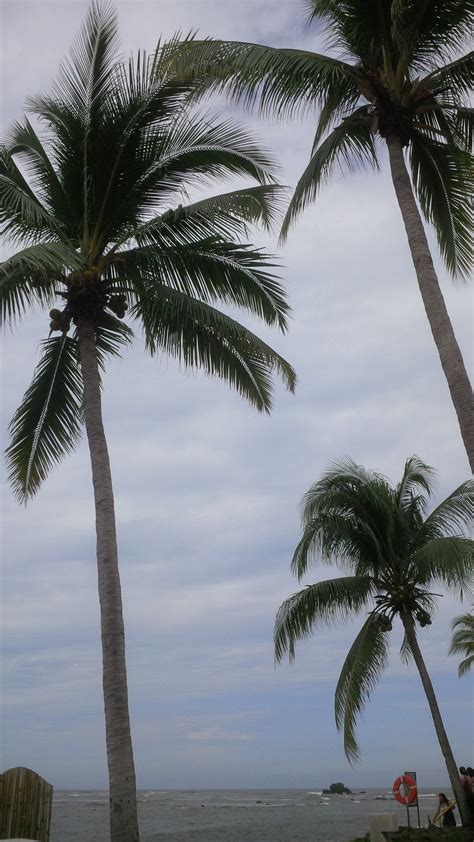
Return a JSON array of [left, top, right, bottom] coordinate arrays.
[[392, 774, 417, 805]]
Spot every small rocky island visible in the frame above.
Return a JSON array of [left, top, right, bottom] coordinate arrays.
[[323, 782, 352, 795]]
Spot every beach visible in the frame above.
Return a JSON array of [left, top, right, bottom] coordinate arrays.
[[51, 788, 443, 841]]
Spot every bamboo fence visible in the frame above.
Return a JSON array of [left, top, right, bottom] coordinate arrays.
[[0, 767, 53, 841]]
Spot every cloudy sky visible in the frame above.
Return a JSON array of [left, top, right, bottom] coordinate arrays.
[[1, 0, 472, 791]]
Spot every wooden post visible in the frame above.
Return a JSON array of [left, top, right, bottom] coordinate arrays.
[[0, 767, 53, 841]]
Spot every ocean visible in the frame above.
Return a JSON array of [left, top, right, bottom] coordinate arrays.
[[50, 788, 444, 840]]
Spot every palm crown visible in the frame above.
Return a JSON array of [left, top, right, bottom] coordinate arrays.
[[171, 0, 473, 275], [274, 457, 473, 763], [1, 1, 296, 503]]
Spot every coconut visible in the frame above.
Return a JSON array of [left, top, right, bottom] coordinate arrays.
[[50, 319, 62, 330], [49, 308, 62, 319]]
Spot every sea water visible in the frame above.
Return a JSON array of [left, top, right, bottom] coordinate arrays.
[[51, 788, 443, 840]]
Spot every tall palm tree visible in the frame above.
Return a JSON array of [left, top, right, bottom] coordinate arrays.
[[0, 4, 295, 840], [449, 611, 474, 676], [274, 457, 473, 825], [168, 0, 474, 470]]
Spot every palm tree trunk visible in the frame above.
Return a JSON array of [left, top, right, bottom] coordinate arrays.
[[387, 135, 474, 473], [401, 611, 472, 827], [78, 320, 140, 842]]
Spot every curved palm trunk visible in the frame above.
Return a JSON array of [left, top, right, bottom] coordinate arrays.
[[78, 321, 140, 842], [401, 612, 472, 827], [387, 135, 474, 473]]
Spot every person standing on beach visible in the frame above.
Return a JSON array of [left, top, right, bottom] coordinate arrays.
[[434, 793, 457, 827]]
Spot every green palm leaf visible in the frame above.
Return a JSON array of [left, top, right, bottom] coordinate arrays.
[[166, 37, 355, 119], [274, 575, 374, 662], [0, 242, 82, 324], [409, 131, 473, 278], [396, 455, 435, 512], [419, 480, 474, 540], [0, 144, 59, 244], [449, 612, 474, 677], [6, 335, 83, 501], [410, 537, 474, 595], [134, 283, 295, 412], [94, 311, 134, 368], [280, 108, 378, 240], [453, 106, 474, 149], [123, 237, 290, 331], [292, 459, 396, 576], [6, 119, 72, 226], [335, 614, 389, 764], [124, 185, 287, 251], [49, 0, 120, 124], [423, 51, 474, 98]]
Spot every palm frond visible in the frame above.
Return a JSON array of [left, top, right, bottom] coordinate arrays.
[[136, 112, 279, 201], [420, 480, 474, 540], [93, 311, 134, 369], [159, 185, 287, 236], [312, 74, 362, 148], [457, 654, 474, 676], [280, 107, 378, 241], [0, 144, 60, 245], [0, 242, 82, 325], [291, 511, 382, 579], [410, 537, 474, 595], [453, 106, 474, 150], [134, 283, 295, 412], [305, 0, 390, 60], [423, 51, 474, 100], [292, 459, 396, 576], [274, 575, 374, 662], [400, 631, 414, 665], [391, 2, 473, 71], [335, 613, 389, 764], [123, 238, 290, 331], [50, 0, 120, 122], [5, 335, 83, 501], [84, 43, 202, 246], [449, 612, 474, 677], [396, 455, 436, 512], [165, 37, 355, 119], [119, 185, 287, 253], [409, 130, 473, 279], [6, 118, 72, 224]]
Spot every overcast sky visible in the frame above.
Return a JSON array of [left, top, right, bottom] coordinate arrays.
[[1, 0, 472, 791]]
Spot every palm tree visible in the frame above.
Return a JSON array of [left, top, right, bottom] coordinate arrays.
[[274, 457, 473, 825], [0, 4, 295, 840], [168, 0, 474, 470], [449, 612, 474, 676]]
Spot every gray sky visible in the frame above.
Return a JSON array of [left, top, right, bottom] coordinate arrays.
[[1, 0, 472, 790]]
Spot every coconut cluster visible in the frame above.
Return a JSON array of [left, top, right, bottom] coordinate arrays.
[[108, 294, 128, 319], [48, 267, 129, 330], [49, 308, 72, 333], [415, 609, 432, 628]]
